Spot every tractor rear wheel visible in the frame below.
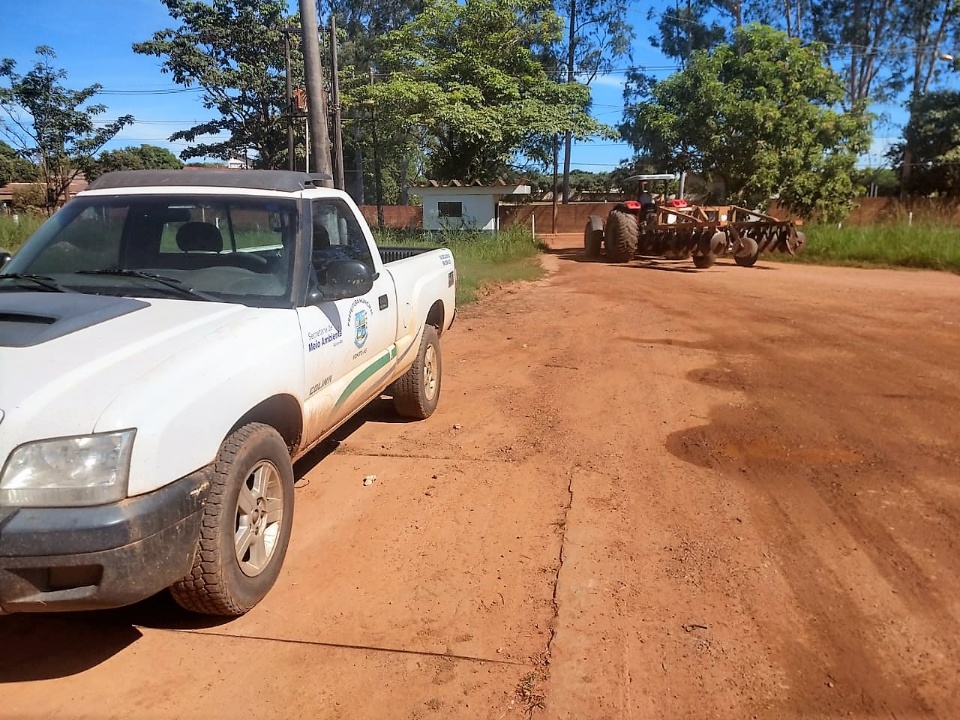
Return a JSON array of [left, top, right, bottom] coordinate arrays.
[[583, 218, 603, 258], [604, 209, 638, 263]]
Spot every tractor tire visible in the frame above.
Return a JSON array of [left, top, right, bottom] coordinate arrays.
[[604, 209, 638, 263], [583, 217, 604, 258], [170, 423, 295, 616]]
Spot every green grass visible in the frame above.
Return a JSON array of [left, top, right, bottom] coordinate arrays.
[[375, 225, 547, 305], [0, 213, 46, 254], [782, 224, 960, 272]]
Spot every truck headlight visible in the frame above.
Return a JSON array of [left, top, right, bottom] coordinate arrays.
[[0, 430, 136, 507]]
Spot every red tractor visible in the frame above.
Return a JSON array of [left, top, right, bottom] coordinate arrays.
[[584, 174, 805, 268]]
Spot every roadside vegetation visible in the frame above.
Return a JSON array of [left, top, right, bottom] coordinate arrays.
[[0, 213, 44, 254], [375, 225, 546, 305], [781, 224, 960, 272]]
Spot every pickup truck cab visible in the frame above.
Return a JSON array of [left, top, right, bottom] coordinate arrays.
[[0, 170, 455, 616]]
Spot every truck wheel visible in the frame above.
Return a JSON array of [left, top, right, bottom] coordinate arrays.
[[393, 324, 441, 419], [604, 209, 638, 263], [170, 423, 295, 616], [583, 217, 604, 258]]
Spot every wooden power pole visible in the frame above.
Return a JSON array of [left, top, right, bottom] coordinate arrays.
[[298, 0, 333, 184], [330, 16, 346, 191]]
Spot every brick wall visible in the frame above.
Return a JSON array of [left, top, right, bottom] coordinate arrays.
[[358, 205, 422, 229]]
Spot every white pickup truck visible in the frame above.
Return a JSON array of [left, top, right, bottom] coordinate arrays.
[[0, 170, 455, 616]]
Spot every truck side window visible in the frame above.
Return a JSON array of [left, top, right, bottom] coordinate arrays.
[[311, 199, 374, 269]]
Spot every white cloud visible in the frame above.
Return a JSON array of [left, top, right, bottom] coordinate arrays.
[[586, 74, 626, 89]]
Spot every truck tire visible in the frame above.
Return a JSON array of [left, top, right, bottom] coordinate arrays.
[[170, 423, 295, 616], [393, 324, 441, 419], [583, 217, 604, 258], [604, 209, 638, 263]]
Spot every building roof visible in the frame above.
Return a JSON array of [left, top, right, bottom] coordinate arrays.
[[413, 179, 531, 196]]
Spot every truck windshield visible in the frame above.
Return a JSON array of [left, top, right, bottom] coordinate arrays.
[[3, 195, 300, 308]]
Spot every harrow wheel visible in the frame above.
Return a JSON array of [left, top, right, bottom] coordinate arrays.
[[734, 236, 760, 267]]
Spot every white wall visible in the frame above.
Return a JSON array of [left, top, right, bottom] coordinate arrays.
[[420, 192, 497, 231]]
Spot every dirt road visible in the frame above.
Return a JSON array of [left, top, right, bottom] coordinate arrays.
[[2, 236, 959, 719]]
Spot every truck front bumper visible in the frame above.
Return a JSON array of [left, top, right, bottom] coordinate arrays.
[[0, 470, 209, 614]]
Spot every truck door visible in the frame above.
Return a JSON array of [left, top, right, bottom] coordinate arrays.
[[296, 198, 399, 443]]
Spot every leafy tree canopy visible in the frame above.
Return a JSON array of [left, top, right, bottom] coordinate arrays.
[[0, 46, 132, 210], [133, 0, 302, 168], [367, 0, 611, 182], [889, 89, 960, 196], [84, 144, 184, 181], [0, 139, 38, 185], [620, 24, 870, 221]]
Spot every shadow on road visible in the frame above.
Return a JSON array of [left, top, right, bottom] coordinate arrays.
[[547, 246, 781, 272], [0, 396, 412, 682]]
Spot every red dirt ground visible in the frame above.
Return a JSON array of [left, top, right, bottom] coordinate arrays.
[[2, 234, 959, 719]]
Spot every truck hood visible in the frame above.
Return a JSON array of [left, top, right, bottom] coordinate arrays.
[[0, 292, 251, 438]]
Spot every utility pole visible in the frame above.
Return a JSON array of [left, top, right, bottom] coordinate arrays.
[[298, 0, 333, 184], [282, 27, 295, 171], [561, 0, 577, 204], [330, 16, 346, 191], [369, 68, 384, 229], [551, 134, 559, 234]]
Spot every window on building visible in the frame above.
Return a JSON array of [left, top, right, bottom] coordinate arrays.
[[437, 201, 463, 218]]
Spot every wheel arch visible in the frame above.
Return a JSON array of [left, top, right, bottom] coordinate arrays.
[[228, 394, 303, 455], [426, 299, 445, 335]]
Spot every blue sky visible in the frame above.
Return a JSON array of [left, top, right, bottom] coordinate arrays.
[[0, 0, 948, 173]]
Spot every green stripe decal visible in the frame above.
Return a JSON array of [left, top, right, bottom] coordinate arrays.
[[334, 346, 398, 410]]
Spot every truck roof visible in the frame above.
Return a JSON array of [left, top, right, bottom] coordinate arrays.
[[87, 169, 334, 194]]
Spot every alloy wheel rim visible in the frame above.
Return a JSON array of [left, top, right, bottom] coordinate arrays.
[[423, 344, 438, 401], [235, 460, 284, 577]]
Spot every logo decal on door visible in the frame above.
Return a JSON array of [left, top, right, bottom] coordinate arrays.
[[348, 298, 374, 349]]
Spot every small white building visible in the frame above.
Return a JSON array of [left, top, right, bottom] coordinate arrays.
[[414, 180, 531, 231]]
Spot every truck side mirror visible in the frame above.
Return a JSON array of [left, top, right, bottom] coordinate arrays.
[[0, 250, 11, 270], [315, 259, 374, 301]]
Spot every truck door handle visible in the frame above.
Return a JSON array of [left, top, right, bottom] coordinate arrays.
[[379, 294, 389, 310]]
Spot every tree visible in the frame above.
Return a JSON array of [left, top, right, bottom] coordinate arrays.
[[890, 90, 960, 196], [320, 0, 428, 203], [550, 0, 634, 202], [621, 25, 870, 221], [811, 0, 899, 107], [369, 0, 608, 182], [891, 0, 960, 194], [0, 46, 132, 211], [648, 0, 727, 67], [133, 0, 302, 168], [0, 139, 37, 186], [83, 144, 184, 181]]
